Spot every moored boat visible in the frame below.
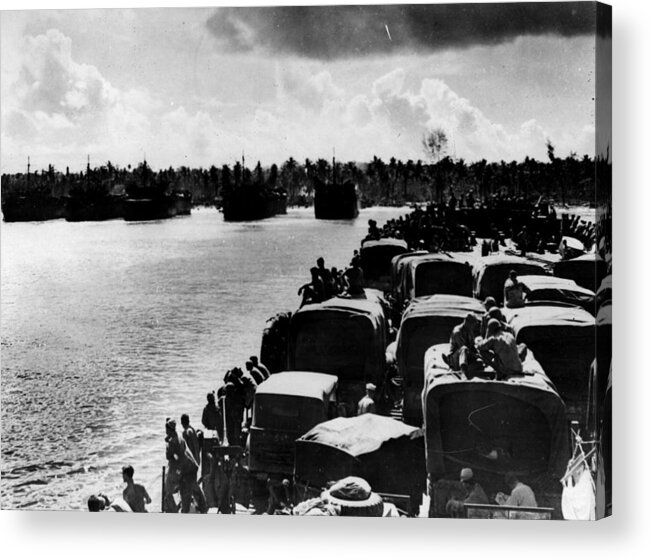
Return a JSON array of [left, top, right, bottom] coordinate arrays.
[[123, 191, 177, 221], [313, 178, 359, 220], [123, 161, 177, 222], [64, 193, 125, 222], [220, 186, 287, 221], [173, 190, 193, 215], [2, 193, 64, 222]]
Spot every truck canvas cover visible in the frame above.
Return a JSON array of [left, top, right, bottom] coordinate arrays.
[[507, 305, 595, 419], [295, 414, 425, 497], [253, 371, 338, 432], [517, 274, 596, 312], [361, 238, 409, 291], [554, 253, 608, 292], [289, 294, 387, 382], [400, 254, 474, 301], [423, 344, 569, 481], [473, 255, 547, 303], [397, 295, 485, 425]]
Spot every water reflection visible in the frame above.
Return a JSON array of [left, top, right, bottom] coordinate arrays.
[[1, 206, 406, 509]]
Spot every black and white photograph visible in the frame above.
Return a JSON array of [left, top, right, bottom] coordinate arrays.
[[1, 1, 612, 523]]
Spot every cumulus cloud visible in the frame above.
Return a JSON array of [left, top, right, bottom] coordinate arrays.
[[1, 28, 593, 172], [2, 29, 149, 168], [16, 31, 118, 118], [1, 29, 231, 170], [259, 66, 592, 164], [277, 67, 344, 113]]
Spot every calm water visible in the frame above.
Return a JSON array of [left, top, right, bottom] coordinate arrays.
[[0, 206, 407, 510]]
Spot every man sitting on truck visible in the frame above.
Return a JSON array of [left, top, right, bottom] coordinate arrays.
[[496, 472, 538, 508], [481, 297, 507, 336], [443, 313, 481, 376], [445, 468, 489, 518], [504, 270, 531, 308], [344, 255, 365, 298], [483, 307, 514, 337], [477, 319, 523, 380], [298, 267, 325, 307]]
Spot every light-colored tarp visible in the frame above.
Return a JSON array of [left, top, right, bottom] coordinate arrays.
[[473, 256, 547, 303], [295, 414, 425, 497]]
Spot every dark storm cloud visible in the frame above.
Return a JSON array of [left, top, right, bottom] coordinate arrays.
[[206, 3, 596, 59]]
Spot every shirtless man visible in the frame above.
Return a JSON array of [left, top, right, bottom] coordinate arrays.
[[477, 319, 523, 379], [444, 313, 481, 376], [357, 383, 377, 415], [503, 270, 531, 309], [122, 465, 151, 513]]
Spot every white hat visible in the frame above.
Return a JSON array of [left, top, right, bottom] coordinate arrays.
[[460, 468, 474, 482]]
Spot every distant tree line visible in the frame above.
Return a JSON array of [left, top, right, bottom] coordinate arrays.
[[1, 150, 597, 207]]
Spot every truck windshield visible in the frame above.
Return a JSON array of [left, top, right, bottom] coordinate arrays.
[[254, 395, 326, 432]]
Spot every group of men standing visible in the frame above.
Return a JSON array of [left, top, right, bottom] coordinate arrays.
[[200, 356, 270, 446], [162, 355, 272, 514], [164, 414, 207, 513]]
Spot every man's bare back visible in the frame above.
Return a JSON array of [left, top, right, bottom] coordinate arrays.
[[123, 483, 151, 513]]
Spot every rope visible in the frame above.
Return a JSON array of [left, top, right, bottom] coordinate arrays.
[[467, 403, 497, 435]]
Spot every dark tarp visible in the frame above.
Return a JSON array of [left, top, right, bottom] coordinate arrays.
[[361, 238, 409, 292], [289, 293, 388, 412], [423, 344, 569, 481], [390, 251, 428, 298], [399, 254, 474, 301], [395, 254, 473, 305], [397, 295, 485, 425], [554, 253, 608, 292], [289, 294, 387, 381], [295, 414, 425, 497], [507, 306, 595, 420]]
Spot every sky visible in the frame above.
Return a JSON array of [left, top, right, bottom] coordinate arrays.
[[0, 2, 597, 173]]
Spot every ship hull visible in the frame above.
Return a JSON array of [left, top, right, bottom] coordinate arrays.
[[221, 191, 287, 222], [314, 181, 359, 220], [123, 197, 177, 221]]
